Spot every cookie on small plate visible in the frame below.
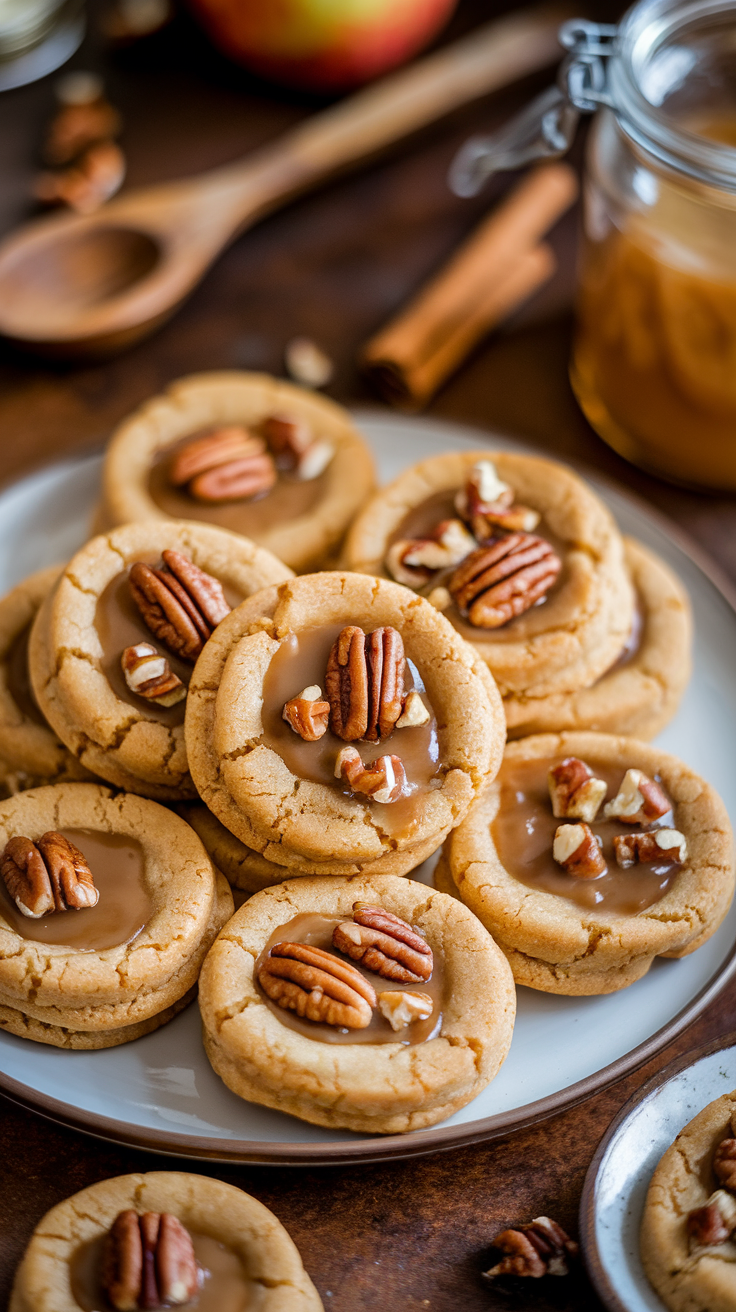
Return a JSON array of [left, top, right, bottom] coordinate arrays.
[[10, 1171, 322, 1312], [99, 370, 376, 572], [29, 521, 291, 799], [199, 874, 516, 1134], [0, 783, 233, 1048], [442, 731, 734, 995], [186, 571, 505, 876]]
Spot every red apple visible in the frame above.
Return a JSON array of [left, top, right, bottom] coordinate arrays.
[[187, 0, 458, 91]]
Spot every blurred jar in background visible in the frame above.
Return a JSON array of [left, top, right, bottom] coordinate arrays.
[[0, 0, 84, 91], [571, 0, 736, 490]]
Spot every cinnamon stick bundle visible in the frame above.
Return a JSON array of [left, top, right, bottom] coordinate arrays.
[[361, 162, 579, 408]]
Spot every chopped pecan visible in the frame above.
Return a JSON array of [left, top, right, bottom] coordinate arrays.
[[687, 1190, 736, 1249], [456, 460, 540, 540], [548, 758, 607, 823], [325, 625, 405, 743], [121, 642, 186, 707], [258, 941, 376, 1028], [169, 427, 276, 503], [604, 769, 671, 824], [35, 140, 125, 214], [1, 832, 98, 918], [613, 828, 687, 868], [714, 1138, 736, 1191], [43, 72, 121, 166], [378, 990, 433, 1031], [102, 1209, 200, 1310], [484, 1217, 578, 1279], [285, 336, 334, 388], [395, 691, 430, 729], [335, 747, 407, 804], [282, 685, 330, 740], [333, 902, 433, 982], [427, 586, 452, 611], [385, 519, 476, 588], [552, 824, 606, 878], [449, 534, 561, 629], [262, 413, 334, 480], [129, 549, 231, 662]]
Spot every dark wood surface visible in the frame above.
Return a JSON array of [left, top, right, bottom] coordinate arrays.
[[1, 2, 735, 1308]]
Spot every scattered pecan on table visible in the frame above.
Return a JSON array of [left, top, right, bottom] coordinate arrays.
[[483, 1216, 579, 1279]]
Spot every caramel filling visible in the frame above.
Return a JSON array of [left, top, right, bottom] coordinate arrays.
[[492, 758, 681, 913], [256, 912, 443, 1045], [0, 829, 151, 950], [389, 490, 567, 639], [595, 598, 643, 682], [148, 432, 328, 536], [259, 623, 440, 831], [5, 621, 46, 725], [70, 1231, 258, 1312]]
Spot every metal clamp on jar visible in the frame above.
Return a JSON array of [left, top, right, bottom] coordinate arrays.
[[451, 1, 736, 491]]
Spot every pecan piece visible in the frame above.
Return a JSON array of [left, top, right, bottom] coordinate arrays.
[[262, 413, 334, 480], [35, 140, 126, 214], [395, 690, 430, 729], [43, 73, 121, 166], [282, 685, 330, 740], [548, 758, 607, 823], [258, 941, 376, 1028], [385, 519, 476, 588], [121, 643, 186, 707], [102, 1210, 200, 1310], [325, 625, 405, 743], [604, 769, 671, 823], [333, 902, 433, 982], [456, 460, 540, 540], [335, 746, 407, 804], [378, 990, 433, 1031], [553, 823, 606, 878], [687, 1190, 736, 1249], [484, 1217, 578, 1279], [714, 1138, 736, 1191], [2, 832, 98, 918], [613, 828, 687, 868], [129, 549, 230, 662], [449, 534, 561, 629]]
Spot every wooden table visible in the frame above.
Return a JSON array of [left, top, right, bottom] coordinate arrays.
[[1, 3, 735, 1308]]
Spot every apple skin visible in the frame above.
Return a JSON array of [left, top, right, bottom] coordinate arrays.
[[187, 0, 459, 91]]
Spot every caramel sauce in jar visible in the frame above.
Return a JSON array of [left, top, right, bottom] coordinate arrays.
[[255, 911, 443, 1045], [492, 758, 681, 914], [70, 1230, 259, 1312]]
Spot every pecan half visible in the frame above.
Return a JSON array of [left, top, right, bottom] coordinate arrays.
[[121, 642, 186, 707], [385, 519, 476, 588], [552, 823, 606, 878], [282, 685, 330, 740], [456, 460, 540, 540], [169, 427, 276, 503], [449, 534, 561, 629], [548, 758, 607, 823], [262, 413, 334, 480], [1, 832, 98, 918], [129, 549, 231, 662], [613, 828, 687, 868], [325, 625, 405, 743], [333, 902, 433, 982], [258, 941, 376, 1028], [714, 1138, 736, 1191], [484, 1217, 578, 1279], [378, 990, 433, 1031], [604, 769, 671, 824], [335, 746, 407, 804], [102, 1210, 200, 1310], [687, 1190, 736, 1249]]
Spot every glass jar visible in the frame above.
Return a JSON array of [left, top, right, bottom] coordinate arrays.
[[0, 0, 84, 92]]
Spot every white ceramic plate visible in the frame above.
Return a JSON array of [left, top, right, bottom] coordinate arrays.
[[580, 1035, 736, 1311], [1, 411, 736, 1164]]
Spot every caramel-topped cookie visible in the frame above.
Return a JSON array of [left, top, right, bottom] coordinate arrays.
[[28, 521, 292, 799], [9, 1171, 322, 1312], [99, 370, 376, 572], [199, 874, 516, 1134], [0, 783, 233, 1048], [343, 451, 635, 700], [186, 571, 505, 876], [442, 731, 734, 995]]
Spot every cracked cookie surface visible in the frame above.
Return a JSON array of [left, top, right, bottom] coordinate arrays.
[[28, 520, 292, 799], [10, 1170, 323, 1312], [442, 731, 734, 995], [199, 874, 516, 1134], [186, 571, 505, 874]]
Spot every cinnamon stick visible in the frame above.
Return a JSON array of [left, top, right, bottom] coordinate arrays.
[[361, 162, 578, 409]]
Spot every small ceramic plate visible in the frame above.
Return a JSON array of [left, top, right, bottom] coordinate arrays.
[[1, 412, 736, 1163], [580, 1034, 736, 1312]]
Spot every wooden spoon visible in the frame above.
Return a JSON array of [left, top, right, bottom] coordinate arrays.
[[0, 6, 565, 357]]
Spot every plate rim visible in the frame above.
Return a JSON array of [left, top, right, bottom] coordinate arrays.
[[2, 414, 736, 1165]]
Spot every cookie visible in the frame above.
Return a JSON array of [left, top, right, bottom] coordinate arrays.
[[100, 370, 376, 572], [641, 1089, 736, 1311], [504, 538, 692, 739], [29, 520, 292, 799], [186, 571, 505, 874], [443, 732, 734, 995], [10, 1171, 322, 1312], [199, 874, 516, 1134], [0, 783, 233, 1046], [0, 566, 95, 786], [343, 450, 635, 698]]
